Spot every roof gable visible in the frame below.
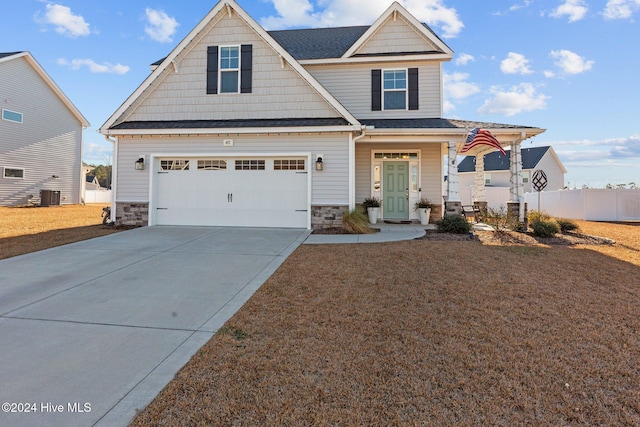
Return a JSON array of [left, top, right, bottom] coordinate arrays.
[[458, 146, 554, 173], [101, 0, 359, 133], [343, 2, 453, 59], [0, 51, 89, 127]]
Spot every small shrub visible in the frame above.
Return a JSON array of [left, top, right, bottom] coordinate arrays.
[[362, 197, 381, 209], [528, 210, 551, 224], [555, 217, 579, 233], [530, 219, 560, 238], [341, 209, 374, 234], [436, 215, 472, 234], [484, 206, 519, 233]]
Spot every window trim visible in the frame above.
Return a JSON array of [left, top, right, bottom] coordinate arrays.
[[219, 45, 240, 94], [382, 68, 408, 111], [3, 167, 25, 179], [2, 109, 23, 124]]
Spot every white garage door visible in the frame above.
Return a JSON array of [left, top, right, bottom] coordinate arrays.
[[154, 157, 308, 228]]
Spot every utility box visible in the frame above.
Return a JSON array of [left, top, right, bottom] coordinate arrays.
[[40, 190, 61, 206]]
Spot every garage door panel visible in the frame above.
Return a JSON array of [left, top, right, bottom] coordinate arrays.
[[154, 157, 308, 228]]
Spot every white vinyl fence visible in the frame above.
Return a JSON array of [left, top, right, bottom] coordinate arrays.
[[461, 187, 640, 221], [84, 189, 112, 204], [524, 189, 640, 221]]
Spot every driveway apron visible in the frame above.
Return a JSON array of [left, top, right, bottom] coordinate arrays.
[[0, 226, 308, 427]]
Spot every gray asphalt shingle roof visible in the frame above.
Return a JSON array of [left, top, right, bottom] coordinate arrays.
[[110, 117, 350, 130], [268, 26, 369, 60], [361, 118, 536, 130], [458, 146, 551, 172], [0, 52, 23, 59]]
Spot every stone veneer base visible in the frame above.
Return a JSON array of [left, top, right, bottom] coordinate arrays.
[[116, 202, 149, 227]]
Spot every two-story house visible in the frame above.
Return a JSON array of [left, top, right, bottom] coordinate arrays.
[[101, 0, 544, 228], [1, 51, 89, 206]]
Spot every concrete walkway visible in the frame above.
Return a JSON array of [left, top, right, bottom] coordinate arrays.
[[303, 222, 493, 244], [304, 223, 431, 244], [0, 226, 309, 427]]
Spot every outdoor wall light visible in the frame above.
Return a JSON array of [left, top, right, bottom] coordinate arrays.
[[315, 156, 324, 171], [51, 175, 59, 179], [135, 157, 145, 170]]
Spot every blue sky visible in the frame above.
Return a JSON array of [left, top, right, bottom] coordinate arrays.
[[2, 0, 639, 188]]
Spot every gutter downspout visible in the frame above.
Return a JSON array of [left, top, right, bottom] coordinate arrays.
[[350, 126, 367, 210], [104, 135, 117, 224]]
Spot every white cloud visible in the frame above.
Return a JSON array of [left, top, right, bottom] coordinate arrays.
[[478, 83, 549, 116], [603, 0, 640, 19], [38, 3, 90, 37], [500, 52, 533, 75], [550, 0, 589, 22], [57, 58, 130, 74], [261, 0, 464, 38], [543, 70, 556, 78], [444, 72, 480, 99], [510, 1, 533, 12], [443, 72, 480, 113], [550, 49, 594, 74], [144, 8, 179, 43], [455, 53, 475, 66]]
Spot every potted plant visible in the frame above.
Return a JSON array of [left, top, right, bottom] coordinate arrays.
[[362, 197, 381, 224], [414, 198, 433, 225]]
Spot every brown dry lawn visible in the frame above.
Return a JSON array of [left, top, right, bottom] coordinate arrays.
[[0, 204, 119, 260], [129, 220, 640, 426]]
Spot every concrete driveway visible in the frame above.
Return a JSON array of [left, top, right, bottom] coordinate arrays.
[[0, 226, 308, 427]]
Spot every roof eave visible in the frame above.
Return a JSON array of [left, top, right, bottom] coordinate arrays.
[[299, 53, 453, 65], [102, 125, 362, 137]]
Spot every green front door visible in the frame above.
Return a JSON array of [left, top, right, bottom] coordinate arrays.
[[383, 161, 409, 220]]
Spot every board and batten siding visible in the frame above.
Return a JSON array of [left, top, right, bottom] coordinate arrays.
[[0, 56, 82, 206], [356, 15, 440, 56], [118, 12, 339, 125], [115, 133, 350, 206], [355, 142, 444, 205], [306, 61, 442, 119]]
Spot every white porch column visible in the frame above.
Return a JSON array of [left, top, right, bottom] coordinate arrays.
[[509, 142, 524, 202], [509, 141, 525, 222], [474, 154, 486, 202], [447, 141, 460, 202]]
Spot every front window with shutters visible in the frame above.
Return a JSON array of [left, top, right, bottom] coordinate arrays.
[[220, 46, 240, 93], [383, 69, 407, 110]]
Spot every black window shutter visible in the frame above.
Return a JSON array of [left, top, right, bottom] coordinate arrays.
[[240, 44, 253, 94], [371, 69, 382, 111], [408, 68, 419, 110], [207, 46, 218, 94]]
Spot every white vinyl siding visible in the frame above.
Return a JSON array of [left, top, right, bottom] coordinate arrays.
[[118, 12, 340, 124], [355, 142, 444, 206], [115, 133, 350, 206], [355, 15, 440, 56], [0, 56, 83, 206], [306, 61, 441, 119]]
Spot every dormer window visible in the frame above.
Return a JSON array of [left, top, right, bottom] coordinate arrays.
[[220, 46, 240, 93], [383, 70, 407, 110]]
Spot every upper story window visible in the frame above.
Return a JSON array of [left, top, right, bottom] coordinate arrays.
[[522, 171, 530, 183], [207, 45, 253, 95], [220, 46, 240, 93], [2, 109, 23, 124], [372, 68, 418, 112], [383, 70, 407, 110]]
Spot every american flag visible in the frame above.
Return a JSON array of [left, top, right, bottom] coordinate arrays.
[[461, 128, 506, 155]]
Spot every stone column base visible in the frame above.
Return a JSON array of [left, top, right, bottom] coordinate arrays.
[[507, 202, 528, 230], [116, 202, 149, 227]]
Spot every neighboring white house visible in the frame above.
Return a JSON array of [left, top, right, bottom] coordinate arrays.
[[0, 51, 89, 206], [101, 0, 545, 228]]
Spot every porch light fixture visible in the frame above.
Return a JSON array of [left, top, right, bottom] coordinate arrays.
[[315, 156, 324, 171], [135, 157, 145, 170]]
